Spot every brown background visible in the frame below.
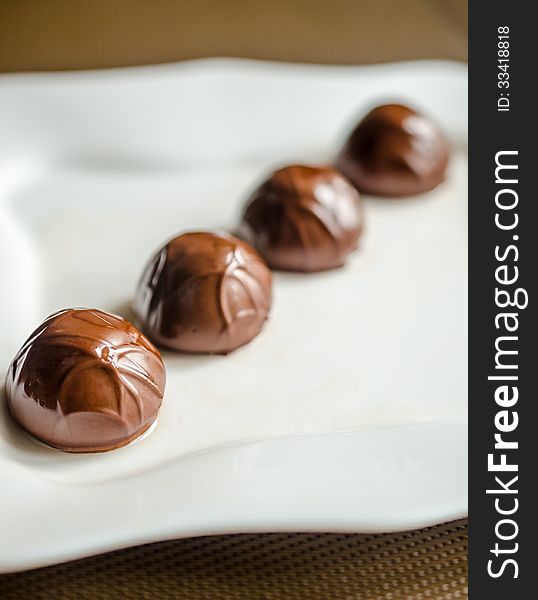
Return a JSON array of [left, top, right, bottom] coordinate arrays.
[[0, 521, 468, 599], [0, 0, 467, 72]]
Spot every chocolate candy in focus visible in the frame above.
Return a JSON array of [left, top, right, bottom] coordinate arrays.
[[239, 164, 363, 272], [336, 104, 449, 197], [5, 308, 166, 453], [133, 232, 272, 354]]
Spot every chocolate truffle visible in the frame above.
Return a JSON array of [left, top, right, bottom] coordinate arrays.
[[5, 309, 165, 453], [133, 232, 272, 354], [239, 165, 363, 272], [336, 104, 449, 197]]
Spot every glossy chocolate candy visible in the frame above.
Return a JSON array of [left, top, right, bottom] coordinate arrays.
[[5, 308, 165, 453], [336, 104, 449, 197], [239, 165, 363, 272], [133, 232, 272, 354]]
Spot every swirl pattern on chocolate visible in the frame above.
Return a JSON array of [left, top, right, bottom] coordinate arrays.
[[336, 104, 449, 197], [5, 309, 165, 453], [239, 165, 363, 272], [133, 232, 272, 354]]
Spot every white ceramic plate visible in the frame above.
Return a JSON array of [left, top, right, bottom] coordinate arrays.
[[0, 59, 468, 573]]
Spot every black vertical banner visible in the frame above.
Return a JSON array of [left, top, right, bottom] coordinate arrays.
[[469, 1, 535, 597]]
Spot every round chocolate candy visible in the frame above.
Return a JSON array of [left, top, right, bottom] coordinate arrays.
[[335, 103, 449, 197], [239, 165, 363, 272], [133, 232, 272, 354], [5, 308, 165, 453]]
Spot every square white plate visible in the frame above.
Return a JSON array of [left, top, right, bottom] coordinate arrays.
[[0, 59, 467, 573]]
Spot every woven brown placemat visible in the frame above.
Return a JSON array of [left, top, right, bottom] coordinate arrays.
[[0, 519, 467, 599]]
